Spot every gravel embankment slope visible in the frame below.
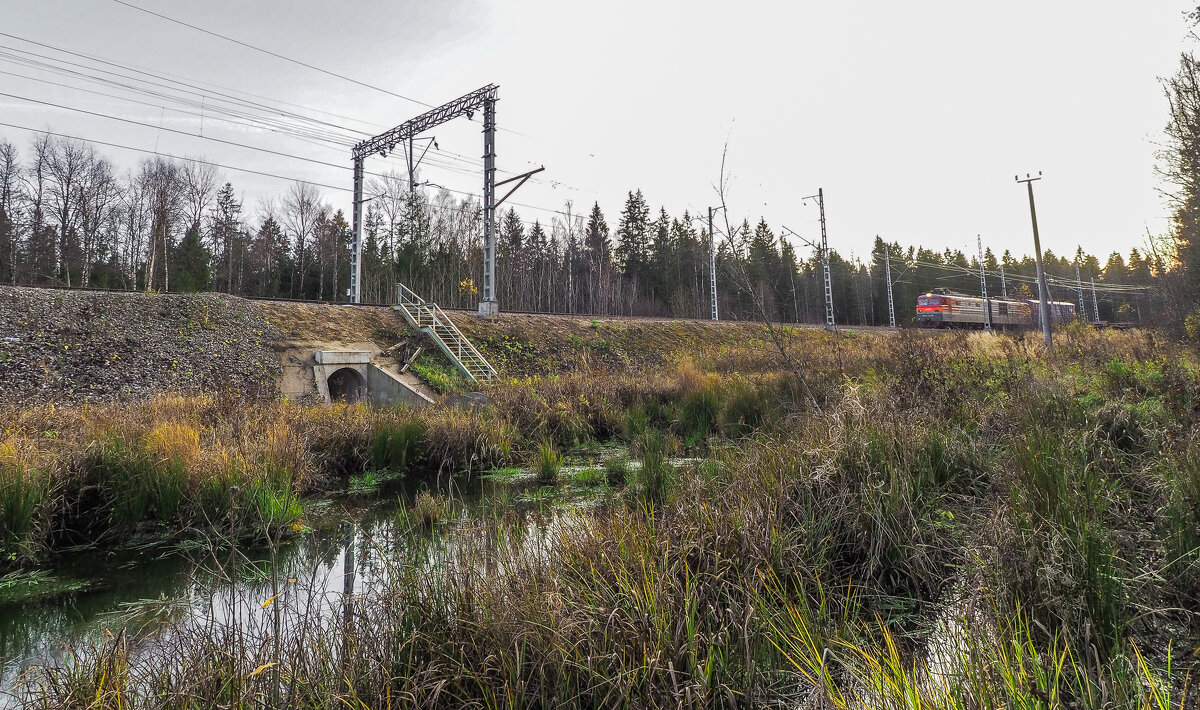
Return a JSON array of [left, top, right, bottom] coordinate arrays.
[[0, 287, 283, 403]]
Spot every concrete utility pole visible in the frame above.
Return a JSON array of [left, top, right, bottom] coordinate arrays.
[[1074, 259, 1086, 322], [1000, 263, 1008, 298], [883, 244, 896, 328], [1016, 172, 1052, 347], [1091, 278, 1100, 323], [707, 206, 722, 321], [978, 234, 991, 332]]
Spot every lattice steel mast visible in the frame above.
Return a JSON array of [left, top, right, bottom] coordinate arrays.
[[978, 234, 991, 332], [707, 206, 723, 320], [883, 244, 896, 329], [1075, 259, 1086, 322], [349, 84, 537, 316], [811, 188, 835, 331]]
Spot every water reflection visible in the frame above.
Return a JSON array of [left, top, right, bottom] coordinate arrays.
[[0, 469, 610, 699]]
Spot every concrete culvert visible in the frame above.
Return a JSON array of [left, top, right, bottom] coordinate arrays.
[[327, 367, 366, 403]]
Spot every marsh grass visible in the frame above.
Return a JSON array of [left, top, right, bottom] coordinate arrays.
[[369, 418, 423, 472], [603, 456, 631, 486], [629, 430, 677, 504], [532, 440, 563, 484], [0, 442, 48, 558], [406, 489, 448, 530], [9, 328, 1200, 708]]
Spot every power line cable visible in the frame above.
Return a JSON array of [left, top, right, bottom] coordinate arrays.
[[0, 120, 348, 191], [0, 90, 356, 171], [109, 0, 433, 108], [0, 67, 355, 152], [0, 32, 590, 192], [0, 36, 365, 140]]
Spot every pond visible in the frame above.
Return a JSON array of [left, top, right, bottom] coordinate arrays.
[[0, 449, 630, 702]]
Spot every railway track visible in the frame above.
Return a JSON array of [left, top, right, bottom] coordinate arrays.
[[4, 283, 899, 331]]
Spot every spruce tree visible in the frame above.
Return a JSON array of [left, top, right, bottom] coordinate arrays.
[[171, 222, 211, 292]]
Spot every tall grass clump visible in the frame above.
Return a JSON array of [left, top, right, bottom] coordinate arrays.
[[678, 385, 721, 444], [531, 440, 563, 484], [603, 456, 631, 486], [719, 376, 776, 437], [629, 430, 676, 504], [369, 417, 424, 472], [998, 423, 1127, 653], [0, 440, 49, 559]]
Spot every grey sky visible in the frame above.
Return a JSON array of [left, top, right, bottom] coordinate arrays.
[[1, 0, 1193, 263]]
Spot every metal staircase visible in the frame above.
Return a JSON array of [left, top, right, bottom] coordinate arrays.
[[394, 284, 497, 382]]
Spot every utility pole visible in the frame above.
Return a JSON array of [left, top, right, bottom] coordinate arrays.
[[707, 206, 722, 321], [1090, 278, 1100, 323], [883, 244, 896, 328], [1074, 259, 1086, 322], [1000, 263, 1008, 298], [978, 234, 991, 332], [1016, 172, 1052, 347], [802, 188, 836, 331], [480, 97, 498, 316], [406, 136, 416, 244], [350, 159, 364, 303]]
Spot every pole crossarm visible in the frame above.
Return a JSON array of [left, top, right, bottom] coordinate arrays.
[[352, 84, 498, 160], [494, 166, 545, 208]]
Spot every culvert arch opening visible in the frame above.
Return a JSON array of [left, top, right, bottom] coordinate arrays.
[[327, 367, 366, 403]]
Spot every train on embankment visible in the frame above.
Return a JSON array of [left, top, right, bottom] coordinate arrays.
[[915, 288, 1077, 329]]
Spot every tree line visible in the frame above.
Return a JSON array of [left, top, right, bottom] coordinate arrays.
[[0, 133, 1161, 326]]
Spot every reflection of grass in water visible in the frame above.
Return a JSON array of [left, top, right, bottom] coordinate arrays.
[[0, 570, 90, 606]]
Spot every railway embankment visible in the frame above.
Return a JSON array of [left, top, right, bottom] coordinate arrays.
[[0, 286, 285, 404], [0, 286, 791, 403]]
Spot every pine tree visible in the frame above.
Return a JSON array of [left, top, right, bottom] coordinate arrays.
[[499, 208, 525, 306]]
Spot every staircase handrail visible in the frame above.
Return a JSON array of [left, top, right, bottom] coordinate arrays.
[[396, 283, 496, 379]]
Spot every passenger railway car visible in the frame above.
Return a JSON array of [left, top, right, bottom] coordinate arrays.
[[915, 289, 1076, 329]]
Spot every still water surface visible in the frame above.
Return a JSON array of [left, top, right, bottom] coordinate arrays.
[[0, 467, 609, 700]]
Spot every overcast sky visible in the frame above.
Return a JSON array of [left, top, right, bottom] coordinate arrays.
[[1, 0, 1194, 263]]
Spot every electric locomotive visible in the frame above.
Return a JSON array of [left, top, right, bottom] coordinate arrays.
[[915, 289, 1076, 329]]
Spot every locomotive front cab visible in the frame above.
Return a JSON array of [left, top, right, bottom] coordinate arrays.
[[916, 293, 945, 327]]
